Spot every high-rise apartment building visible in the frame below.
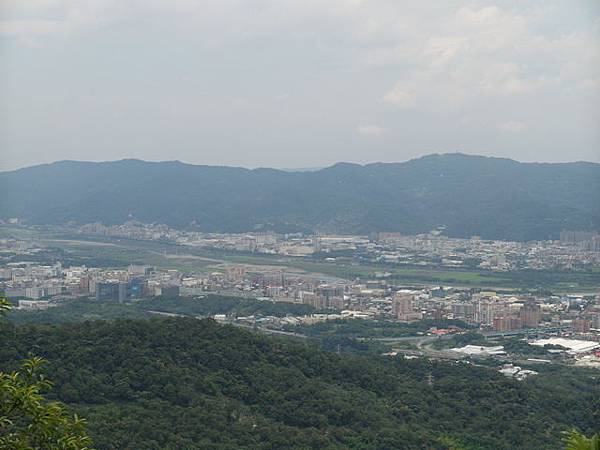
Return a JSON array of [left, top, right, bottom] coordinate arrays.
[[572, 318, 591, 333], [392, 292, 422, 322], [475, 296, 508, 326], [492, 316, 521, 332], [519, 300, 541, 328], [451, 302, 476, 322]]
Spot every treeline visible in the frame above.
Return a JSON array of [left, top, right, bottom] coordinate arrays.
[[290, 318, 473, 338], [142, 295, 315, 318], [7, 295, 315, 325], [0, 317, 597, 449]]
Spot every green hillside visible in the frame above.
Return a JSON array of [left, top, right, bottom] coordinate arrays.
[[1, 317, 597, 449]]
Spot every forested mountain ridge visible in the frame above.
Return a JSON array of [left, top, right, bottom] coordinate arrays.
[[0, 317, 597, 450], [1, 153, 599, 240]]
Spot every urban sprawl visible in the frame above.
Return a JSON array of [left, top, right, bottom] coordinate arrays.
[[2, 221, 600, 378]]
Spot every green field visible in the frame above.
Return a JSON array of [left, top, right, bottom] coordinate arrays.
[[38, 238, 219, 273], [2, 226, 599, 292], [39, 239, 512, 287]]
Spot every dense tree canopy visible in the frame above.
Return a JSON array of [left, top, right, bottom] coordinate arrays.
[[563, 430, 600, 450], [0, 296, 93, 450], [6, 295, 316, 326], [1, 316, 597, 449]]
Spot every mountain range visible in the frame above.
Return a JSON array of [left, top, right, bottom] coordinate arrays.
[[1, 153, 598, 241]]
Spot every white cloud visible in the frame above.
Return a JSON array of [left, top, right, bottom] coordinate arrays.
[[0, 19, 65, 37], [0, 0, 598, 167], [423, 36, 467, 67], [580, 77, 600, 90], [357, 124, 386, 136], [382, 86, 415, 107], [499, 121, 527, 133], [373, 4, 599, 111]]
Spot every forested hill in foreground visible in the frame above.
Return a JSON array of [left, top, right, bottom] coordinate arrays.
[[0, 317, 597, 450], [1, 153, 599, 240]]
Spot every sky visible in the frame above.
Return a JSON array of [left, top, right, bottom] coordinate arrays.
[[1, 0, 599, 170]]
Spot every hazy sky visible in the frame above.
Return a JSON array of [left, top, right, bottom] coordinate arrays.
[[1, 0, 599, 170]]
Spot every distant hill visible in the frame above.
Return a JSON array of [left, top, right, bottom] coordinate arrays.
[[1, 153, 599, 240]]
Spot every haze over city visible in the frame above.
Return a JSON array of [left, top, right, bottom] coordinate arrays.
[[1, 0, 599, 171], [1, 2, 600, 450]]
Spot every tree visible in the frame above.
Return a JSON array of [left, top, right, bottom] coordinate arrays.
[[0, 295, 11, 316], [563, 430, 600, 450], [0, 294, 94, 450]]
